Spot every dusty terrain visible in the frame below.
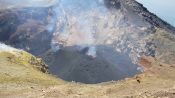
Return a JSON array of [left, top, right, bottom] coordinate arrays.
[[0, 0, 175, 98], [0, 44, 175, 98], [1, 0, 175, 84]]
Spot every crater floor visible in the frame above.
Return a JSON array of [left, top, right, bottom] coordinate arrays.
[[43, 46, 141, 84]]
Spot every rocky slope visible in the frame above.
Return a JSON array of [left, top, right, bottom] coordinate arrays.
[[0, 43, 64, 97], [0, 0, 175, 87], [0, 43, 175, 98], [2, 0, 175, 83]]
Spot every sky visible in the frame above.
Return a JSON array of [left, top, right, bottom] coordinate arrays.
[[136, 0, 175, 27]]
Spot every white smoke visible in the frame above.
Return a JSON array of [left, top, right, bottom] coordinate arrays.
[[86, 46, 97, 58], [0, 0, 58, 10], [51, 40, 60, 52], [50, 0, 149, 64], [0, 43, 22, 53], [50, 0, 123, 58], [51, 0, 107, 54]]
